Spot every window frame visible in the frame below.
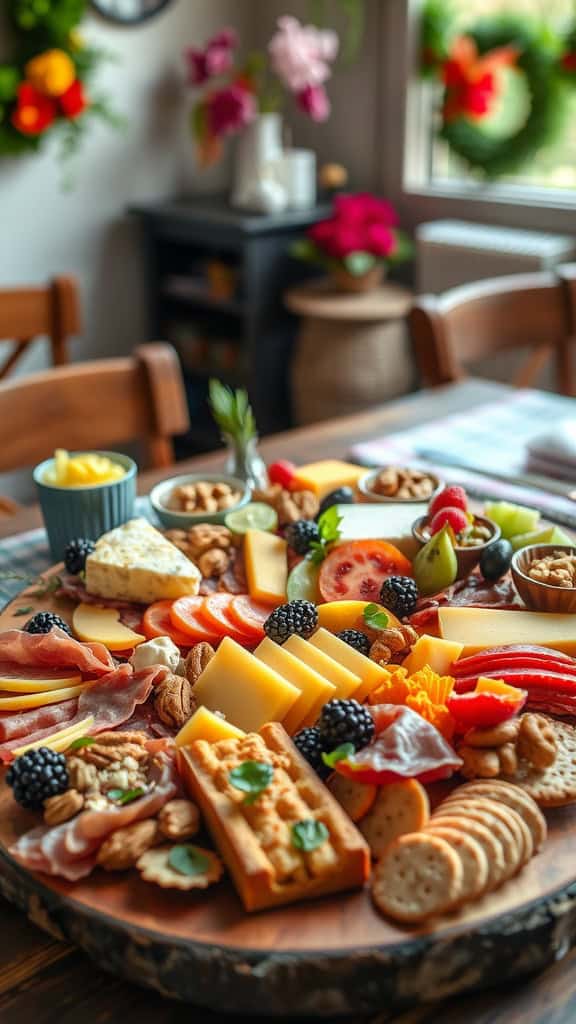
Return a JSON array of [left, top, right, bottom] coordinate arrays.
[[379, 0, 576, 232]]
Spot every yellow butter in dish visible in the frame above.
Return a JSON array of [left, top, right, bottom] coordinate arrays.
[[43, 449, 126, 487]]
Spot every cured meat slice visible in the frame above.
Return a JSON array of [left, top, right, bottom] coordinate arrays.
[[0, 628, 114, 676], [56, 576, 141, 610], [0, 699, 78, 743]]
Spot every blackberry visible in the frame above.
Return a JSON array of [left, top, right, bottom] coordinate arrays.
[[317, 486, 355, 518], [285, 519, 320, 556], [64, 537, 95, 575], [24, 612, 73, 637], [7, 748, 69, 811], [336, 629, 371, 657], [379, 576, 419, 618], [318, 699, 374, 751], [293, 727, 330, 779], [264, 600, 318, 645]]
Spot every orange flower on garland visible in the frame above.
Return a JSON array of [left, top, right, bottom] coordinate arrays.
[[25, 49, 76, 98], [11, 82, 56, 136], [442, 36, 519, 122]]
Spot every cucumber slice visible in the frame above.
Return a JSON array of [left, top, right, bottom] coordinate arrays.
[[287, 558, 320, 602]]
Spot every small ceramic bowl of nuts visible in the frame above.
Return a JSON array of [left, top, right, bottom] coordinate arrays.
[[511, 544, 576, 613], [358, 465, 442, 504], [149, 473, 250, 529]]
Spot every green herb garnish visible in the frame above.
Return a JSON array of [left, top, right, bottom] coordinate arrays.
[[168, 845, 210, 877], [208, 379, 257, 446], [321, 742, 355, 769], [0, 571, 62, 598], [13, 606, 34, 617], [228, 760, 273, 805], [67, 736, 96, 751], [363, 603, 389, 631], [28, 575, 63, 598], [107, 786, 146, 805], [291, 820, 329, 852], [309, 506, 343, 565]]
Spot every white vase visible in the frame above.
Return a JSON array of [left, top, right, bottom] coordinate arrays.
[[231, 112, 288, 214]]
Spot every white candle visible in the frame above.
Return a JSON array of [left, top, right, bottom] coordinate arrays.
[[282, 149, 317, 210]]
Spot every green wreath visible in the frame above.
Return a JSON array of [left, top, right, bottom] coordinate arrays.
[[422, 6, 572, 178]]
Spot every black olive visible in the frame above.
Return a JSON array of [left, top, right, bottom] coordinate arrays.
[[479, 539, 513, 582], [317, 487, 355, 518]]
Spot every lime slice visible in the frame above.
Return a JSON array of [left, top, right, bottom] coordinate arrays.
[[287, 558, 320, 602], [225, 502, 278, 534]]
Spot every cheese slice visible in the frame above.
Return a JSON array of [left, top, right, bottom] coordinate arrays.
[[192, 636, 300, 732], [254, 637, 337, 734], [438, 607, 576, 656], [85, 517, 201, 604], [0, 673, 81, 692], [0, 683, 91, 711], [283, 635, 362, 702], [291, 460, 366, 499], [175, 706, 246, 747], [11, 715, 95, 756], [308, 628, 388, 703], [244, 529, 287, 604], [335, 503, 428, 558], [72, 604, 145, 652]]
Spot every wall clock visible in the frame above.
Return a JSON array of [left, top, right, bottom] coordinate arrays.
[[90, 0, 174, 24]]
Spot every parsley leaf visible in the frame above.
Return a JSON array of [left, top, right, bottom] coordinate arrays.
[[291, 820, 329, 852], [107, 787, 146, 805], [228, 761, 274, 805], [168, 845, 210, 877], [66, 736, 96, 751], [321, 742, 355, 769], [363, 603, 389, 631], [307, 506, 343, 565], [13, 606, 34, 617]]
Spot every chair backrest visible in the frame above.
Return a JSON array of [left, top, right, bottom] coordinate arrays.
[[409, 272, 573, 394], [0, 343, 190, 473], [0, 276, 81, 377]]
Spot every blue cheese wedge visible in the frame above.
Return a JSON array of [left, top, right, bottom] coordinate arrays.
[[85, 518, 201, 604]]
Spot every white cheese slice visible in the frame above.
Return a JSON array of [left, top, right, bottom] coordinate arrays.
[[85, 517, 201, 604], [334, 503, 428, 557]]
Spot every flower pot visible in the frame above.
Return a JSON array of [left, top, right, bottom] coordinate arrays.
[[331, 263, 386, 293], [231, 112, 288, 213]]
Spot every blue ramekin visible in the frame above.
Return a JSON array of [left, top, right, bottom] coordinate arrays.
[[33, 451, 137, 562]]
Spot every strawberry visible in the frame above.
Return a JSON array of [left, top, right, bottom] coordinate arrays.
[[429, 506, 468, 535], [428, 485, 468, 518], [268, 460, 296, 488]]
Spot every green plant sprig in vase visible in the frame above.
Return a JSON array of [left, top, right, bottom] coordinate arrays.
[[208, 379, 268, 490]]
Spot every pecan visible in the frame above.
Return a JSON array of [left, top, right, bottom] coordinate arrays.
[[67, 756, 99, 792], [374, 627, 411, 654], [185, 642, 215, 686], [77, 738, 149, 769], [157, 799, 200, 840], [96, 819, 159, 871], [43, 788, 84, 825], [198, 548, 230, 578], [186, 524, 233, 556], [154, 672, 196, 729], [517, 713, 557, 769], [369, 640, 392, 666]]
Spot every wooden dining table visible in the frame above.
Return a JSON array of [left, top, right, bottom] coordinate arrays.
[[2, 377, 576, 1024]]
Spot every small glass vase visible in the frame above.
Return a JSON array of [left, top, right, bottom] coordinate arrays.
[[224, 436, 268, 491]]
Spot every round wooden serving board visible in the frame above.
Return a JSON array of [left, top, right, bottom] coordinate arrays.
[[1, 571, 576, 1015]]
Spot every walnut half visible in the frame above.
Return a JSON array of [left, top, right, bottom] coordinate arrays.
[[96, 819, 159, 871], [154, 673, 196, 729], [44, 788, 84, 825]]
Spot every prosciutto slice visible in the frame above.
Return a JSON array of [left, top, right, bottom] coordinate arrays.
[[0, 699, 78, 743], [0, 629, 114, 676], [9, 752, 178, 880]]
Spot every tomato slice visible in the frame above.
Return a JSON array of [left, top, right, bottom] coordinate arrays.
[[142, 601, 194, 647], [228, 596, 270, 639], [170, 596, 221, 643], [200, 593, 254, 643], [318, 540, 413, 603]]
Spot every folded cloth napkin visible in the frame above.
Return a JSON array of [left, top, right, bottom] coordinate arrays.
[[526, 420, 576, 480]]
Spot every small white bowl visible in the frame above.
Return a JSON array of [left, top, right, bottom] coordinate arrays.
[[358, 466, 442, 504], [149, 472, 250, 529]]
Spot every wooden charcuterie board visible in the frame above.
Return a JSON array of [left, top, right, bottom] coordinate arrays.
[[1, 571, 576, 1016]]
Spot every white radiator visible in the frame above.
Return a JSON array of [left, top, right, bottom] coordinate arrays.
[[416, 219, 576, 294]]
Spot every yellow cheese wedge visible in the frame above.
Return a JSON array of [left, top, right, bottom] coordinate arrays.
[[244, 529, 288, 604], [0, 673, 81, 693], [0, 683, 91, 711], [291, 459, 366, 499], [402, 635, 464, 676], [438, 607, 576, 656], [283, 635, 362, 704], [254, 637, 337, 734], [175, 706, 246, 747], [72, 603, 146, 652], [316, 600, 402, 634], [11, 715, 96, 757], [308, 628, 388, 704], [192, 636, 300, 732]]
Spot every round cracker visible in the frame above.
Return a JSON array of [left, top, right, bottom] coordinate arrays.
[[454, 781, 546, 850], [371, 832, 463, 924], [359, 780, 430, 859], [427, 814, 506, 890], [441, 794, 532, 866], [500, 719, 576, 807], [434, 800, 521, 883], [426, 824, 489, 900], [327, 775, 377, 823]]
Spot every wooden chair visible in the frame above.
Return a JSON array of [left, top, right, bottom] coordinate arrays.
[[558, 263, 576, 344], [0, 343, 190, 478], [0, 276, 81, 379], [409, 272, 574, 395]]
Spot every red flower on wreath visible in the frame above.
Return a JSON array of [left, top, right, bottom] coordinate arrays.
[[11, 82, 57, 135], [562, 51, 576, 73], [442, 36, 519, 122], [59, 79, 88, 118]]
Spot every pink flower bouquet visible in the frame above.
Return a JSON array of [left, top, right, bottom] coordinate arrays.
[[185, 16, 338, 166]]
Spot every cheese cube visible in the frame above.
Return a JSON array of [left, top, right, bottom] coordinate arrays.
[[192, 637, 300, 732], [254, 637, 337, 734], [438, 607, 576, 656], [402, 635, 464, 676], [308, 628, 387, 703], [291, 460, 366, 499], [85, 518, 201, 604], [283, 635, 362, 704], [175, 706, 246, 747], [335, 503, 428, 558], [244, 529, 287, 604]]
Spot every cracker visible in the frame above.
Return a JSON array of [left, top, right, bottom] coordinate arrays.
[[137, 844, 223, 890], [359, 780, 430, 859], [501, 719, 576, 807], [427, 814, 506, 890], [327, 775, 377, 823], [371, 832, 463, 923], [426, 824, 489, 900], [441, 793, 533, 866], [454, 781, 547, 850], [434, 800, 521, 882]]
